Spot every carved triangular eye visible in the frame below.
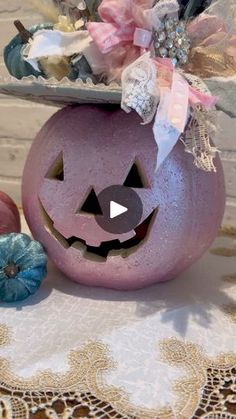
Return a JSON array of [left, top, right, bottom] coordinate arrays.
[[123, 161, 147, 188], [46, 152, 64, 181], [79, 188, 103, 215]]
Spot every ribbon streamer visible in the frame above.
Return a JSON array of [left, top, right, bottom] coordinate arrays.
[[154, 65, 190, 170], [153, 88, 182, 170]]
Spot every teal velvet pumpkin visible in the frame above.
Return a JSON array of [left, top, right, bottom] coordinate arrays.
[[4, 23, 53, 80], [0, 233, 47, 303]]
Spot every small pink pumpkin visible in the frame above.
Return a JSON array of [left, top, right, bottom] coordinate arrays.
[[22, 105, 225, 290], [0, 192, 21, 235]]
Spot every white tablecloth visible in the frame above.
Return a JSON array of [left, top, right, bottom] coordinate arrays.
[[0, 216, 235, 418]]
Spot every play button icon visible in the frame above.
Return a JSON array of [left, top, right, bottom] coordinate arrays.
[[95, 185, 143, 234], [110, 201, 128, 219]]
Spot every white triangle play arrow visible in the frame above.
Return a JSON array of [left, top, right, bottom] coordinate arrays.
[[110, 201, 128, 219]]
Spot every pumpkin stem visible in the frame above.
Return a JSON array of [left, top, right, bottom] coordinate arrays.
[[14, 20, 33, 43], [4, 263, 19, 279]]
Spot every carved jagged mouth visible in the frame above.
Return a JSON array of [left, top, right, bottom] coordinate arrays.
[[39, 200, 158, 262]]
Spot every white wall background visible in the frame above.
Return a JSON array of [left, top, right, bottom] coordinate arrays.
[[0, 0, 56, 203], [0, 0, 235, 226]]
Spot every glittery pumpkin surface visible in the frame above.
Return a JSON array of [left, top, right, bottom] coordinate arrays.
[[22, 105, 225, 290]]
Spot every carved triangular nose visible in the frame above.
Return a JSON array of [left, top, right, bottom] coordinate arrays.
[[78, 188, 103, 216]]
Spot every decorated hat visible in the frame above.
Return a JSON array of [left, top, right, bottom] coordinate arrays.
[[1, 0, 236, 171]]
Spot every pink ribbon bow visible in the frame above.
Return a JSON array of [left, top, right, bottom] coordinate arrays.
[[87, 0, 180, 54], [87, 0, 153, 54]]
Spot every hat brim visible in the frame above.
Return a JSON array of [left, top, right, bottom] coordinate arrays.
[[0, 75, 235, 118], [0, 76, 122, 107]]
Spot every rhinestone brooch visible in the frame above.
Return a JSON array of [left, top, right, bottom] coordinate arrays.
[[153, 17, 191, 66]]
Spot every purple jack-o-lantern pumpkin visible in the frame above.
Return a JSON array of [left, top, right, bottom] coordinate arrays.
[[22, 105, 225, 290]]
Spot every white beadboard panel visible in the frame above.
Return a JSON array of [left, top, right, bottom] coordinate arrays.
[[0, 100, 56, 139], [221, 157, 236, 197], [221, 150, 236, 160], [225, 198, 236, 227], [0, 61, 11, 78], [0, 138, 31, 177], [0, 16, 41, 57], [218, 108, 236, 225], [0, 0, 36, 17], [215, 111, 236, 151], [0, 175, 22, 204]]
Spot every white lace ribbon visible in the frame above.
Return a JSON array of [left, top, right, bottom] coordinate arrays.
[[121, 52, 160, 125]]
